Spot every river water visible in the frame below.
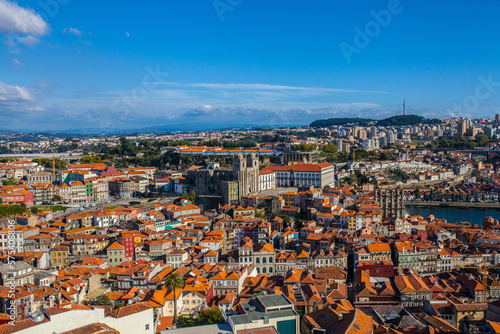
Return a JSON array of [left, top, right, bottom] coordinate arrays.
[[407, 206, 500, 226]]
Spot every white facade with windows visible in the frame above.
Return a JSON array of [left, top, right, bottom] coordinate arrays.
[[264, 162, 334, 189], [258, 170, 276, 192]]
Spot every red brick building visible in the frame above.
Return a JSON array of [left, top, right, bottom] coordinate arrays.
[[1, 189, 34, 206], [356, 260, 394, 278]]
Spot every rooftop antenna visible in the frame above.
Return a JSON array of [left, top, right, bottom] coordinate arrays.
[[403, 97, 406, 116]]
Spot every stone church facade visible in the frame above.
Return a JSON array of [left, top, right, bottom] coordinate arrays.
[[233, 154, 259, 198], [188, 154, 260, 206]]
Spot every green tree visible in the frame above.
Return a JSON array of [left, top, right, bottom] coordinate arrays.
[[178, 315, 197, 327], [437, 192, 442, 201], [120, 137, 136, 156], [140, 140, 152, 149], [32, 158, 67, 169], [323, 144, 338, 153], [181, 191, 197, 204], [198, 308, 224, 324], [415, 187, 420, 200], [81, 156, 103, 164], [114, 303, 125, 309], [466, 192, 471, 202], [474, 193, 479, 202], [475, 133, 490, 146], [0, 204, 27, 217], [164, 273, 184, 324], [482, 193, 486, 202], [52, 195, 62, 202], [0, 197, 2, 205], [429, 188, 435, 201], [2, 178, 16, 186], [92, 295, 113, 306], [31, 207, 39, 214], [291, 144, 316, 151], [178, 308, 224, 328], [380, 151, 394, 161]]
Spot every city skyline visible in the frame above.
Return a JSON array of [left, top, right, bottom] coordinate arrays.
[[3, 1, 500, 332], [1, 0, 500, 131]]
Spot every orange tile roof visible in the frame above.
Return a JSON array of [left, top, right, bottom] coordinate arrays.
[[107, 241, 124, 250]]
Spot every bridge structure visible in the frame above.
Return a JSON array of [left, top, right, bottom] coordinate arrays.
[[0, 152, 83, 165], [438, 149, 500, 157]]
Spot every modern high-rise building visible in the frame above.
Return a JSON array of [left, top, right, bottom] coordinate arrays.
[[387, 132, 396, 144], [334, 139, 343, 152], [358, 129, 367, 140], [457, 119, 471, 138]]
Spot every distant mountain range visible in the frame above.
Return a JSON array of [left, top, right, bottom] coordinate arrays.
[[0, 115, 438, 137], [0, 122, 285, 137], [309, 115, 437, 128]]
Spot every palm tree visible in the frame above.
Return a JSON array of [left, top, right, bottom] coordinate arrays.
[[164, 273, 184, 325]]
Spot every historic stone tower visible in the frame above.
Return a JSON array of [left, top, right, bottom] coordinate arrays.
[[374, 186, 405, 219], [233, 154, 259, 199]]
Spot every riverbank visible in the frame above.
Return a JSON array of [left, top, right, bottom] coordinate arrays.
[[407, 206, 500, 226], [406, 201, 500, 209]]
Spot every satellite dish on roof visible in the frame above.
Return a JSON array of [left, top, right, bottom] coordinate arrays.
[[30, 311, 45, 322]]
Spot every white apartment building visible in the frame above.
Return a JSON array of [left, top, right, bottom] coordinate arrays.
[[258, 170, 276, 192]]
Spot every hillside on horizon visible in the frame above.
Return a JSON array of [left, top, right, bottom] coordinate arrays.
[[309, 115, 435, 128]]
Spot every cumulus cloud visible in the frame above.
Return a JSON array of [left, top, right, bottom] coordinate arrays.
[[184, 105, 215, 116], [12, 58, 23, 66], [63, 27, 83, 36], [0, 0, 49, 53], [0, 81, 34, 102], [0, 81, 46, 127], [0, 0, 49, 36], [125, 32, 130, 37]]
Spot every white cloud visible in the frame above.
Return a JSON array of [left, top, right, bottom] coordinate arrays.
[[63, 27, 83, 36], [16, 35, 40, 46], [0, 81, 34, 102], [3, 36, 20, 53], [153, 81, 387, 94], [3, 34, 40, 53], [125, 32, 130, 37], [0, 0, 49, 36], [12, 58, 23, 66]]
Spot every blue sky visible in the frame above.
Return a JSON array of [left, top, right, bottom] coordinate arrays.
[[1, 0, 500, 131]]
